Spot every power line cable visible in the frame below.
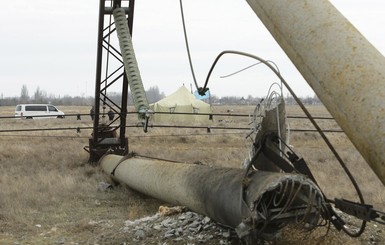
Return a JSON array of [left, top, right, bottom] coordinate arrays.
[[179, 0, 199, 91], [2, 112, 336, 120]]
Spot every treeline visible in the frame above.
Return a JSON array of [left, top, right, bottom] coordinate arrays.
[[210, 94, 321, 105], [0, 84, 320, 106], [0, 85, 166, 107]]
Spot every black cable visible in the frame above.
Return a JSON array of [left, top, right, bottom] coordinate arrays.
[[179, 0, 199, 91], [0, 126, 93, 133], [220, 60, 280, 79], [290, 129, 343, 133], [0, 134, 90, 139], [132, 152, 183, 164], [0, 132, 246, 141], [199, 50, 366, 236], [0, 111, 336, 120], [0, 122, 343, 134], [146, 124, 249, 131], [129, 132, 245, 138], [287, 115, 334, 120], [0, 124, 247, 134]]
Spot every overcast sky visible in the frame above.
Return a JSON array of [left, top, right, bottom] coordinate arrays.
[[1, 0, 384, 98]]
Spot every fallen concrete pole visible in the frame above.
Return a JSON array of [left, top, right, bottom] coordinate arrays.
[[101, 154, 325, 239], [245, 0, 385, 184]]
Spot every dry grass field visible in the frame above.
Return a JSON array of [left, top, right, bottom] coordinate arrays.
[[0, 104, 384, 244]]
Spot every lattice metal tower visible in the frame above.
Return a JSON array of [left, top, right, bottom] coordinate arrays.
[[88, 0, 135, 162]]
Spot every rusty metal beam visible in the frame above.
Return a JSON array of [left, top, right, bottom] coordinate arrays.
[[245, 0, 385, 184]]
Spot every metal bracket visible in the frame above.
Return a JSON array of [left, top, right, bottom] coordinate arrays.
[[335, 198, 385, 225]]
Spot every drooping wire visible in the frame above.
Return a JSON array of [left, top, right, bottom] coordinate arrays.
[[200, 50, 366, 236], [220, 60, 281, 79], [179, 0, 199, 91], [202, 50, 279, 92], [0, 124, 250, 134], [2, 111, 336, 120]]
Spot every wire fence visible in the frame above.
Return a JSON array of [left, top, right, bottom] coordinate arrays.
[[0, 110, 343, 140], [5, 111, 335, 120]]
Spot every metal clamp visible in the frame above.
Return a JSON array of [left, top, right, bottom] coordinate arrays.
[[335, 198, 385, 225]]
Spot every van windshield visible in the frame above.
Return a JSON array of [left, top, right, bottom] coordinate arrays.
[[48, 106, 58, 112]]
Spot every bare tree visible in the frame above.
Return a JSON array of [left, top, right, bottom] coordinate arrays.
[[20, 84, 29, 103], [33, 87, 47, 103], [146, 86, 165, 103]]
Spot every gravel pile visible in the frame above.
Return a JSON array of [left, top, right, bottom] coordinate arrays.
[[122, 210, 237, 244]]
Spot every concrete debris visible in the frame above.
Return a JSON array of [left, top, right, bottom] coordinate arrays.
[[134, 229, 146, 239], [122, 210, 235, 244]]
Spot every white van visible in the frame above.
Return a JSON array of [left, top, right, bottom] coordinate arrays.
[[15, 104, 65, 119]]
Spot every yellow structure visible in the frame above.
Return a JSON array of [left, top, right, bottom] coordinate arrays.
[[150, 86, 212, 123]]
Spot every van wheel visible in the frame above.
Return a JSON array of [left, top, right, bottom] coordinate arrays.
[[57, 116, 64, 119], [26, 117, 33, 119]]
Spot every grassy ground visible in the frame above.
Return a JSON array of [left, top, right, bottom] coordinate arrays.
[[0, 104, 383, 244]]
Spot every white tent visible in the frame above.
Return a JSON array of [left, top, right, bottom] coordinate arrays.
[[150, 86, 212, 123]]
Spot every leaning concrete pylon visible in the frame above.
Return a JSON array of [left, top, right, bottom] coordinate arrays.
[[246, 0, 385, 184]]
